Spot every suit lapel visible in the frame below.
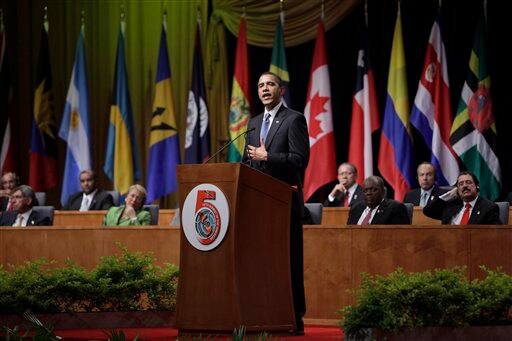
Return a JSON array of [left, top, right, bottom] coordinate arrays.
[[371, 200, 388, 224], [468, 197, 482, 224], [265, 106, 288, 148], [254, 114, 264, 146]]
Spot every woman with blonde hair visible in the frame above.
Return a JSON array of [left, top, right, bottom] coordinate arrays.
[[103, 184, 151, 226]]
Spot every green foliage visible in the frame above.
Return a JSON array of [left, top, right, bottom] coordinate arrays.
[[1, 311, 62, 340], [104, 329, 139, 341], [339, 267, 512, 337], [0, 248, 178, 314]]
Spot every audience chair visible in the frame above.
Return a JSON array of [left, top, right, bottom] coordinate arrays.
[[32, 206, 55, 225], [304, 203, 323, 225], [404, 203, 414, 224], [35, 192, 46, 206], [143, 204, 159, 225], [106, 190, 121, 206], [496, 202, 510, 225], [170, 208, 180, 226], [439, 186, 454, 192]]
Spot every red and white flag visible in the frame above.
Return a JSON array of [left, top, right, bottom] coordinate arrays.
[[303, 21, 336, 201], [348, 27, 380, 183], [0, 25, 16, 174]]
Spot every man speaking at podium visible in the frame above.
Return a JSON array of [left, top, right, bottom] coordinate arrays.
[[243, 71, 309, 333]]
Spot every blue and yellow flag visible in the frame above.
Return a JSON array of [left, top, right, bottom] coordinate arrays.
[[104, 21, 140, 194], [59, 25, 92, 206], [146, 21, 180, 203]]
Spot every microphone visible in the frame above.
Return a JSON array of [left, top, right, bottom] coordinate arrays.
[[202, 127, 256, 164]]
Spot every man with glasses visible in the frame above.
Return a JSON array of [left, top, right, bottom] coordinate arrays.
[[423, 171, 501, 225], [323, 162, 364, 207], [347, 175, 410, 225], [0, 185, 51, 226]]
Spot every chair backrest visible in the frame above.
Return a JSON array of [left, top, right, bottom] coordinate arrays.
[[35, 192, 46, 206], [143, 204, 159, 225], [170, 208, 180, 226], [496, 202, 510, 225], [439, 186, 455, 192], [106, 190, 121, 206], [32, 206, 55, 225], [304, 203, 323, 225], [404, 203, 414, 224]]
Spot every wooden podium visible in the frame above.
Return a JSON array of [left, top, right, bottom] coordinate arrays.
[[176, 163, 296, 333]]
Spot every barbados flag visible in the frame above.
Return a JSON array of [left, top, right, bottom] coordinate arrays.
[[378, 7, 414, 201], [58, 25, 91, 205], [104, 20, 140, 195], [146, 21, 180, 203]]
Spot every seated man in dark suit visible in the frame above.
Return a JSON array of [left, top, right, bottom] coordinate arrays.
[[404, 162, 448, 207], [0, 172, 20, 211], [347, 176, 410, 225], [423, 171, 500, 225], [63, 170, 114, 211], [324, 162, 364, 207], [0, 185, 51, 226]]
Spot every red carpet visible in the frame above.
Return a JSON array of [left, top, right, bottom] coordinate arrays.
[[54, 325, 343, 340]]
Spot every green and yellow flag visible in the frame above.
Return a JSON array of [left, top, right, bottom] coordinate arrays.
[[449, 13, 501, 200], [270, 14, 290, 105]]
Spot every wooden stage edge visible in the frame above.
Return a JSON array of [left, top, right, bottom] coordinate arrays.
[[2, 225, 512, 321]]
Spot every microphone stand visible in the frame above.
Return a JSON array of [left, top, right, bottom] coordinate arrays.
[[202, 128, 255, 164]]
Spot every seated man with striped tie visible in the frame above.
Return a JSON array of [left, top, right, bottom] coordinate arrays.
[[323, 162, 364, 208], [0, 172, 20, 211], [423, 171, 501, 225], [347, 176, 410, 225], [63, 170, 114, 211], [403, 162, 448, 207], [0, 185, 50, 226]]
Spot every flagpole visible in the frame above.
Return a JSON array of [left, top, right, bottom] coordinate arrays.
[[43, 5, 49, 33], [364, 0, 368, 27]]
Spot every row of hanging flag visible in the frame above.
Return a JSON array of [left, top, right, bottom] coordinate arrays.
[[228, 4, 501, 201], [0, 4, 502, 205], [0, 12, 211, 205]]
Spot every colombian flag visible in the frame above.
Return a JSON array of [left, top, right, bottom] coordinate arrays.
[[104, 20, 140, 195], [378, 6, 414, 201], [146, 21, 180, 203]]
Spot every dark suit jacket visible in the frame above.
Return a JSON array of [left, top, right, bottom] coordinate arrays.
[[403, 186, 449, 206], [243, 105, 309, 187], [347, 199, 411, 225], [323, 184, 365, 207], [0, 197, 9, 211], [63, 190, 114, 210], [0, 210, 51, 226], [423, 195, 501, 225]]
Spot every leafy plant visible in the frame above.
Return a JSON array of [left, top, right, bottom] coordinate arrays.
[[0, 247, 178, 314], [104, 329, 139, 341], [339, 267, 512, 337]]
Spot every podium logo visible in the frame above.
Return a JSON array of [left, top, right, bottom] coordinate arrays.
[[182, 184, 230, 251]]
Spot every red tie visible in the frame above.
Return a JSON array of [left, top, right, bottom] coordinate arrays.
[[6, 199, 13, 211], [459, 203, 472, 225], [361, 208, 374, 225], [343, 192, 350, 207]]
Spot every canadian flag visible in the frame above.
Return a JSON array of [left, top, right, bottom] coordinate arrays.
[[303, 21, 336, 201]]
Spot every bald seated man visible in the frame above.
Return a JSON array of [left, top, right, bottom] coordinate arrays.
[[347, 176, 410, 225], [63, 170, 114, 211], [403, 162, 448, 207]]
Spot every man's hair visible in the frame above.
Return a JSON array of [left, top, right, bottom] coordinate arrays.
[[457, 171, 480, 188], [416, 162, 436, 180], [364, 175, 385, 190], [339, 162, 358, 175], [259, 71, 282, 87], [80, 169, 96, 179], [13, 185, 36, 208], [1, 172, 20, 186]]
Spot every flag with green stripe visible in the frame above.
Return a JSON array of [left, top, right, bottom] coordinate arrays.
[[269, 15, 291, 105], [449, 13, 501, 200]]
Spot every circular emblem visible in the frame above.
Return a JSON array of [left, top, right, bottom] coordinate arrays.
[[424, 63, 436, 83], [182, 184, 229, 251], [468, 85, 493, 132]]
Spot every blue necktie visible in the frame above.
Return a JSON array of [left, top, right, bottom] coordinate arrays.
[[260, 113, 271, 143]]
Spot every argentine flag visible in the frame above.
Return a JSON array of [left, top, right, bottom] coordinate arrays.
[[58, 26, 91, 206]]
